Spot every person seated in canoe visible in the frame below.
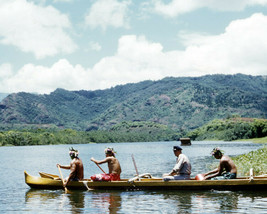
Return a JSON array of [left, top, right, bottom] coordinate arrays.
[[90, 147, 121, 181], [163, 146, 191, 181], [56, 147, 84, 187], [203, 147, 237, 180]]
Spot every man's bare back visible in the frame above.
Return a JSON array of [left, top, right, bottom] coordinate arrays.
[[91, 147, 122, 176], [106, 156, 121, 175], [220, 155, 237, 174], [91, 156, 121, 175], [57, 148, 84, 187], [204, 147, 237, 180], [69, 158, 84, 180]]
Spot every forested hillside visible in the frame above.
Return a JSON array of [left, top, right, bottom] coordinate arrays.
[[0, 74, 266, 132]]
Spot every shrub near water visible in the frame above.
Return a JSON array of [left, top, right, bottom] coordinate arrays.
[[233, 146, 267, 176], [187, 118, 267, 141]]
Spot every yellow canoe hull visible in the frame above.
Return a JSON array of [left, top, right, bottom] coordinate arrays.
[[24, 171, 267, 191]]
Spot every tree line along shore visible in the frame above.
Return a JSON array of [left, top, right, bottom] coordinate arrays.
[[0, 118, 266, 176], [1, 117, 266, 146]]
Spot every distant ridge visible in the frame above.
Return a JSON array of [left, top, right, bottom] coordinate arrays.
[[0, 74, 266, 131]]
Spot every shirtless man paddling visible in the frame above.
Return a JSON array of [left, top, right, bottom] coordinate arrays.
[[57, 147, 84, 187], [91, 147, 121, 181], [204, 147, 237, 180]]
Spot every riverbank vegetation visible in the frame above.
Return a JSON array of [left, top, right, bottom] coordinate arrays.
[[232, 146, 267, 176], [1, 118, 267, 146], [0, 121, 179, 146], [1, 119, 266, 177], [187, 118, 267, 141]]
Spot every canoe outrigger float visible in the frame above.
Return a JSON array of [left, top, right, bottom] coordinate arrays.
[[24, 171, 267, 191]]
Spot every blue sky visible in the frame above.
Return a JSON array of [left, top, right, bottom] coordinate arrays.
[[0, 0, 267, 94]]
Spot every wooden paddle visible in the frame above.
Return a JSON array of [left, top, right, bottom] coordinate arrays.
[[95, 163, 106, 174], [57, 165, 70, 193], [131, 154, 140, 180]]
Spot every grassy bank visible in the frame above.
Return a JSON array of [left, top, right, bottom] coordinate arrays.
[[234, 136, 267, 144], [232, 145, 267, 176], [233, 137, 266, 176]]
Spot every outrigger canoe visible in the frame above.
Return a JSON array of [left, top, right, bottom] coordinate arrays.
[[24, 171, 267, 191]]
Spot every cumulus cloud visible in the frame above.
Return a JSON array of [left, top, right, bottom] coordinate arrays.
[[0, 0, 77, 59], [153, 0, 267, 17], [85, 0, 131, 30], [0, 60, 92, 94], [53, 0, 72, 2], [1, 13, 267, 94], [89, 41, 102, 51], [0, 63, 13, 79]]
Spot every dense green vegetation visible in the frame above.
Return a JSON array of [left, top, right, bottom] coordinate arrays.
[[2, 118, 267, 146], [0, 121, 179, 146], [0, 74, 266, 132], [187, 117, 267, 141], [233, 146, 267, 176]]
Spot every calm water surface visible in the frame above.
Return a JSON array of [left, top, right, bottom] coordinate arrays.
[[1, 141, 266, 213]]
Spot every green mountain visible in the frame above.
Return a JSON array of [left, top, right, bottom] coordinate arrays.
[[0, 74, 266, 131]]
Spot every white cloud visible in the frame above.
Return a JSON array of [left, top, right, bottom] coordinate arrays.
[[53, 0, 72, 2], [0, 60, 92, 94], [153, 0, 267, 17], [91, 13, 267, 86], [89, 41, 102, 51], [0, 63, 13, 79], [85, 0, 131, 30], [0, 0, 77, 59], [1, 13, 267, 94]]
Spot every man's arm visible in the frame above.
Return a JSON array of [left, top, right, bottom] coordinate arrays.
[[168, 155, 184, 175], [204, 161, 224, 180], [204, 168, 219, 180], [57, 163, 71, 170], [91, 157, 110, 164], [64, 163, 77, 187]]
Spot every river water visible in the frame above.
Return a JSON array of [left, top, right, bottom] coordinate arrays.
[[0, 141, 266, 213]]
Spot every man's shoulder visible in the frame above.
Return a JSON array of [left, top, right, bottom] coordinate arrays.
[[72, 158, 82, 163], [221, 155, 231, 161], [106, 156, 114, 161], [180, 154, 188, 158]]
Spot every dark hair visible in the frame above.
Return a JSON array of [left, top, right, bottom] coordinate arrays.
[[69, 147, 78, 158], [105, 147, 116, 156], [211, 147, 223, 156]]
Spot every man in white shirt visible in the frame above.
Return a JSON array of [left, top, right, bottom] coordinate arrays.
[[163, 146, 191, 181]]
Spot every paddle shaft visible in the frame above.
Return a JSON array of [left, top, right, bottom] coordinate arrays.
[[57, 165, 69, 193], [131, 154, 139, 177], [96, 163, 106, 174]]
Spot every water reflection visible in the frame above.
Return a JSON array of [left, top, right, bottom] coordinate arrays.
[[25, 189, 61, 203], [25, 189, 122, 214], [24, 189, 267, 214], [193, 191, 239, 213], [25, 189, 85, 213], [161, 191, 193, 212], [67, 191, 85, 213], [155, 190, 267, 213], [91, 191, 122, 214]]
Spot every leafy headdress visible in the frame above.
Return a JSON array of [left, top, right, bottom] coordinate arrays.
[[105, 147, 116, 156], [69, 147, 79, 158], [211, 147, 224, 156]]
